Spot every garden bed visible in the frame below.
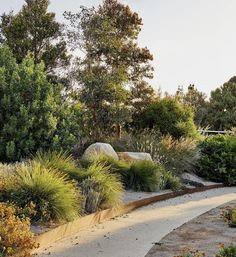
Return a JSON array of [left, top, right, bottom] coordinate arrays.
[[145, 200, 236, 257]]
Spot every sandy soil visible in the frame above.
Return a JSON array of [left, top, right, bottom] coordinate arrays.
[[145, 200, 236, 257], [35, 187, 236, 257]]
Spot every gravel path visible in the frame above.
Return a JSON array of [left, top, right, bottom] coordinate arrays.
[[35, 187, 236, 257]]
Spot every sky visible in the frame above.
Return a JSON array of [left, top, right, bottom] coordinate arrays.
[[1, 0, 236, 96]]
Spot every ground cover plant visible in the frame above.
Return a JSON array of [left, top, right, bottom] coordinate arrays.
[[197, 134, 236, 185], [0, 203, 36, 257], [223, 207, 236, 227]]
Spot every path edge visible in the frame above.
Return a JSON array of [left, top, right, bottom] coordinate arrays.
[[34, 184, 223, 249]]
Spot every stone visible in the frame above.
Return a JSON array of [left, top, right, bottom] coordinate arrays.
[[83, 142, 119, 160], [181, 172, 221, 187], [117, 152, 153, 163]]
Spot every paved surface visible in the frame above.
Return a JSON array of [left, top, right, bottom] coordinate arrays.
[[146, 200, 236, 257], [36, 187, 236, 257]]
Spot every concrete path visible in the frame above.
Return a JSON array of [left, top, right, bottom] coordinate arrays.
[[36, 187, 236, 257]]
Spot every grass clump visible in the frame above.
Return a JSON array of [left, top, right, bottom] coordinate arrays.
[[126, 160, 162, 192], [6, 161, 81, 223], [34, 151, 124, 213], [80, 163, 124, 213]]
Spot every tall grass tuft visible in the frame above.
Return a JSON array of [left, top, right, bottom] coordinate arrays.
[[127, 160, 162, 192], [131, 130, 200, 175], [80, 163, 124, 213], [7, 161, 81, 223]]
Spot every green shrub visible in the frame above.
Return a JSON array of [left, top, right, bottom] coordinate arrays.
[[0, 203, 36, 257], [0, 47, 81, 162], [197, 134, 236, 185], [216, 244, 236, 257], [6, 161, 81, 223], [134, 96, 200, 139], [80, 163, 123, 213]]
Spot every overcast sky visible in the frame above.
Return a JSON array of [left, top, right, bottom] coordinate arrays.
[[1, 0, 236, 95]]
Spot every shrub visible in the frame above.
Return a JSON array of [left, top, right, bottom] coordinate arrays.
[[80, 163, 123, 213], [0, 47, 81, 162], [197, 134, 236, 185], [0, 203, 36, 257], [216, 244, 236, 257], [6, 161, 81, 223], [134, 96, 200, 139], [131, 130, 200, 175]]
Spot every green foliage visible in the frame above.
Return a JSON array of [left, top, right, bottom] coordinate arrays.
[[0, 46, 80, 162], [0, 0, 70, 74], [126, 161, 163, 192], [216, 244, 236, 257], [135, 97, 199, 139], [197, 134, 236, 185], [161, 170, 182, 191], [6, 161, 81, 223], [224, 207, 236, 227], [80, 163, 123, 213], [34, 151, 124, 212], [65, 0, 153, 140], [203, 77, 236, 130], [131, 130, 200, 175], [0, 203, 36, 257]]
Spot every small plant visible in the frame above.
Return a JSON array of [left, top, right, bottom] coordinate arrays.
[[175, 248, 206, 257], [216, 244, 236, 257], [80, 163, 124, 213], [161, 170, 182, 191], [6, 161, 81, 223], [0, 203, 36, 257], [223, 207, 236, 227]]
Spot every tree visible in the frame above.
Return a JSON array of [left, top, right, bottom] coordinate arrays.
[[134, 96, 199, 138], [64, 0, 154, 139], [0, 47, 80, 162], [182, 84, 207, 126], [203, 77, 236, 130], [0, 0, 70, 76]]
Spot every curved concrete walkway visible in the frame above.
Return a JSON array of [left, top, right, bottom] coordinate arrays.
[[36, 187, 236, 257]]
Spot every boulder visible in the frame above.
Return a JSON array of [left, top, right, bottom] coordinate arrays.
[[181, 172, 220, 187], [83, 142, 119, 160], [117, 152, 153, 163]]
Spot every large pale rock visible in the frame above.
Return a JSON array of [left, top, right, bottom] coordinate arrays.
[[117, 152, 153, 163], [83, 143, 119, 160]]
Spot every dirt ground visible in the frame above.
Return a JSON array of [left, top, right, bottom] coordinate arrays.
[[145, 200, 236, 257]]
